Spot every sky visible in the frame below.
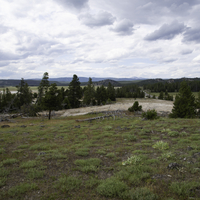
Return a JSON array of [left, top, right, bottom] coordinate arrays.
[[1, 0, 200, 79]]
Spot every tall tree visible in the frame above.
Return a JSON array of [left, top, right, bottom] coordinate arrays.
[[170, 81, 196, 118], [68, 74, 82, 108], [107, 82, 116, 101], [42, 83, 62, 120], [83, 78, 95, 105], [37, 72, 50, 105], [15, 78, 32, 109]]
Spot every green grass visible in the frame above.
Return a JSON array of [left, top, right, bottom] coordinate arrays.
[[8, 183, 38, 197], [0, 114, 200, 199]]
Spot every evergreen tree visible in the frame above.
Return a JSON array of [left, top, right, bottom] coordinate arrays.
[[158, 91, 164, 100], [83, 78, 95, 105], [37, 72, 50, 105], [107, 82, 116, 101], [170, 81, 196, 118], [15, 78, 32, 109], [68, 74, 82, 108], [42, 83, 62, 120]]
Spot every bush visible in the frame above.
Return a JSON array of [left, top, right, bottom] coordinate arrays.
[[96, 177, 128, 197], [142, 109, 158, 120], [129, 187, 158, 200], [128, 101, 142, 112]]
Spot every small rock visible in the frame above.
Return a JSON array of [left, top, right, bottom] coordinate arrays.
[[187, 146, 193, 151], [21, 125, 27, 128], [38, 152, 46, 156], [1, 125, 10, 128], [40, 125, 45, 128], [193, 152, 200, 158], [167, 162, 181, 169], [183, 157, 187, 161], [75, 125, 80, 128]]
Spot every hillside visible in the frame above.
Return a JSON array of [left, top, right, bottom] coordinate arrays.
[[137, 77, 200, 86], [93, 79, 122, 87], [0, 111, 200, 200]]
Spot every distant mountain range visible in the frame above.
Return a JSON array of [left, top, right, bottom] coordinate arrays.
[[48, 77, 146, 83], [1, 77, 199, 87], [0, 77, 145, 87]]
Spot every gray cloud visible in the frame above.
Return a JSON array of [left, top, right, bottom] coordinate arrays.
[[0, 61, 10, 67], [162, 58, 178, 63], [110, 19, 134, 35], [144, 21, 187, 41], [183, 28, 200, 43], [0, 25, 10, 34], [0, 51, 28, 61], [79, 11, 115, 27], [54, 0, 89, 10], [180, 49, 193, 55]]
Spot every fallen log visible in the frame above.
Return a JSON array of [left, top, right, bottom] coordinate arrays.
[[76, 115, 114, 122]]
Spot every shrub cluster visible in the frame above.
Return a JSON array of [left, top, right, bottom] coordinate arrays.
[[142, 109, 158, 120], [128, 101, 142, 112]]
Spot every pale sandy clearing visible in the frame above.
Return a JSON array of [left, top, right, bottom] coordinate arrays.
[[60, 99, 173, 117]]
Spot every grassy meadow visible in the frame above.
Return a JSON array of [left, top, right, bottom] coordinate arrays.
[[150, 92, 199, 99], [1, 113, 200, 200]]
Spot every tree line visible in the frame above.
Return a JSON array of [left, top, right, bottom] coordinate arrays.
[[143, 80, 200, 93], [0, 73, 145, 119]]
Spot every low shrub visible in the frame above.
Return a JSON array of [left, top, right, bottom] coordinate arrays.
[[128, 101, 142, 112], [152, 141, 169, 150], [55, 176, 82, 193], [142, 109, 159, 120], [96, 177, 128, 197], [129, 187, 158, 200]]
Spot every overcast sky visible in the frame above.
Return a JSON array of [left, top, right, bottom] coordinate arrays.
[[1, 0, 200, 79]]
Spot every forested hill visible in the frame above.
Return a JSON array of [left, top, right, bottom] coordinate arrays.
[[0, 79, 64, 87], [136, 77, 200, 86], [93, 79, 122, 87], [139, 78, 200, 93]]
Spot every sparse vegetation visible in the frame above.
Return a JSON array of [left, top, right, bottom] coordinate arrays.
[[142, 109, 159, 120], [0, 106, 200, 199], [128, 101, 142, 112]]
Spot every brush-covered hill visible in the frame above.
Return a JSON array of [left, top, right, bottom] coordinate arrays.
[[93, 79, 122, 87]]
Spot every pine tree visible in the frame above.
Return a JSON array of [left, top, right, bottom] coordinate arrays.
[[107, 82, 116, 101], [158, 91, 164, 100], [37, 72, 50, 105], [42, 83, 62, 120], [170, 81, 196, 118], [83, 78, 95, 105], [68, 74, 82, 108], [15, 78, 32, 109]]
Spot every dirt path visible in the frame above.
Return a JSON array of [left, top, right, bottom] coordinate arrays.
[[61, 99, 173, 117]]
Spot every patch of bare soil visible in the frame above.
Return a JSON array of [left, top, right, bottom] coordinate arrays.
[[61, 99, 173, 117]]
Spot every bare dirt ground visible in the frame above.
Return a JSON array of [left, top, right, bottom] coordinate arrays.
[[60, 98, 173, 117]]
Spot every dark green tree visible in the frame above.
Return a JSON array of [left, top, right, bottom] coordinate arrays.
[[170, 81, 196, 118], [37, 72, 50, 105], [83, 78, 95, 105], [0, 88, 16, 112], [158, 91, 164, 100], [42, 83, 62, 120], [128, 101, 142, 112], [15, 78, 32, 109], [68, 74, 82, 108], [107, 82, 116, 101]]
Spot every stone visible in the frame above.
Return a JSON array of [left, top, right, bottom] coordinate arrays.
[[21, 125, 27, 128], [167, 162, 181, 169], [1, 125, 10, 128], [38, 152, 46, 156], [187, 146, 193, 151]]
